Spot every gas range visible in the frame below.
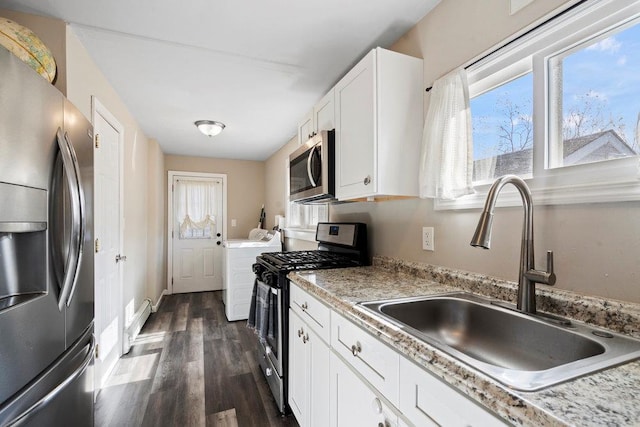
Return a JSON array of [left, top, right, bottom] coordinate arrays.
[[250, 222, 368, 414]]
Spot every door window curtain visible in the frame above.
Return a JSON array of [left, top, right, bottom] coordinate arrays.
[[175, 179, 217, 239], [419, 68, 475, 200]]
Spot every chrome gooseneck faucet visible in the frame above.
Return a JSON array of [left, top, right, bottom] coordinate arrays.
[[470, 175, 556, 314]]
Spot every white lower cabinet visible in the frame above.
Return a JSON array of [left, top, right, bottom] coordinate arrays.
[[288, 310, 308, 422], [288, 281, 505, 427], [399, 357, 506, 427], [288, 288, 330, 427], [330, 311, 399, 406], [329, 353, 399, 427]]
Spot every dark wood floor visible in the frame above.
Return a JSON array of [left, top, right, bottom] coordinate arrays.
[[95, 291, 299, 427]]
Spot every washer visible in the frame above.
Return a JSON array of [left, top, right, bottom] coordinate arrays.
[[222, 230, 281, 321]]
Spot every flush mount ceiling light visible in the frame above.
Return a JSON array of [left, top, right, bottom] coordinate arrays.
[[194, 120, 225, 137]]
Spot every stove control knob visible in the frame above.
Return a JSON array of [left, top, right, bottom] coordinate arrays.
[[252, 263, 264, 275], [265, 368, 273, 377], [263, 272, 276, 286]]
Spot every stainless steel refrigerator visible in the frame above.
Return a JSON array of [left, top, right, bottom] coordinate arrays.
[[0, 45, 95, 426]]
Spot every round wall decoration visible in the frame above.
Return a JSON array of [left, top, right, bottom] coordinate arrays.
[[0, 17, 57, 83]]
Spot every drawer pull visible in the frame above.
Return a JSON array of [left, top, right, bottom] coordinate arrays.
[[301, 302, 308, 311], [298, 327, 304, 337], [351, 342, 362, 357]]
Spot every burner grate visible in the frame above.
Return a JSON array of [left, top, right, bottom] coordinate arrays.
[[260, 250, 358, 270]]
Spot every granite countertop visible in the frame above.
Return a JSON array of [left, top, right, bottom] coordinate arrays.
[[288, 256, 640, 427]]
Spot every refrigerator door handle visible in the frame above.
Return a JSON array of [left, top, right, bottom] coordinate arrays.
[[62, 130, 86, 307], [53, 128, 85, 310], [5, 336, 95, 427]]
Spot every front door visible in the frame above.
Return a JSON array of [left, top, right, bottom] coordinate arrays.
[[171, 175, 224, 293], [92, 98, 123, 391]]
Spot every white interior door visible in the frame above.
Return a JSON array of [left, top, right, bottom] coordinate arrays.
[[92, 98, 123, 391], [172, 176, 224, 293]]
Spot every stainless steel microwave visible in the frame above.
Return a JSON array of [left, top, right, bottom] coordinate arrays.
[[289, 129, 335, 203]]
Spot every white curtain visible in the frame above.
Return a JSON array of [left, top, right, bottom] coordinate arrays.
[[176, 179, 217, 239], [419, 68, 475, 200]]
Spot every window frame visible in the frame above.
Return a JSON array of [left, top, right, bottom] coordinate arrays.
[[438, 0, 640, 210]]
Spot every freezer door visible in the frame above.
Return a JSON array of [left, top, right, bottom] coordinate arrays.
[[0, 325, 94, 427]]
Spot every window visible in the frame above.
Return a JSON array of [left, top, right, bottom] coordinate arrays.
[[287, 202, 327, 229], [175, 179, 219, 239], [548, 21, 640, 168], [441, 0, 640, 209], [471, 72, 533, 183]]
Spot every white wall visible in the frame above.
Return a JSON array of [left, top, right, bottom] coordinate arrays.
[[264, 136, 297, 230], [147, 139, 166, 304], [65, 27, 158, 322]]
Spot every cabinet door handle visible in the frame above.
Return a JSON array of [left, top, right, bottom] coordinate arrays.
[[298, 327, 304, 337], [363, 176, 371, 185], [372, 397, 383, 414], [302, 334, 309, 344], [351, 342, 362, 357], [301, 302, 308, 311]]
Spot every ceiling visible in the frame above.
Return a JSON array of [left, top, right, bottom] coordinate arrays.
[[0, 0, 439, 160]]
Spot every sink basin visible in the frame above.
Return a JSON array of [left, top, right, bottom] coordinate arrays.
[[359, 292, 640, 390]]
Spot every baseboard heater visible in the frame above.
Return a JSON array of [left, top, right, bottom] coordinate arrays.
[[123, 298, 153, 354]]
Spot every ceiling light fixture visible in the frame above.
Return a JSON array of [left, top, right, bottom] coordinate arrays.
[[195, 120, 225, 137]]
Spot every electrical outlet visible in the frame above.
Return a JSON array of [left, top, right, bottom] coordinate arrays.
[[422, 227, 435, 251]]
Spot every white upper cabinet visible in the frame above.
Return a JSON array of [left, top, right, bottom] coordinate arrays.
[[297, 89, 335, 145], [298, 111, 314, 146], [334, 47, 423, 201]]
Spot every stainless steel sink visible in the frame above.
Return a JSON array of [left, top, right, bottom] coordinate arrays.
[[359, 292, 640, 391]]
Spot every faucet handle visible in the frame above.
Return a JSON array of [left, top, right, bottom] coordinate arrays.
[[546, 251, 555, 282], [525, 250, 556, 286]]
